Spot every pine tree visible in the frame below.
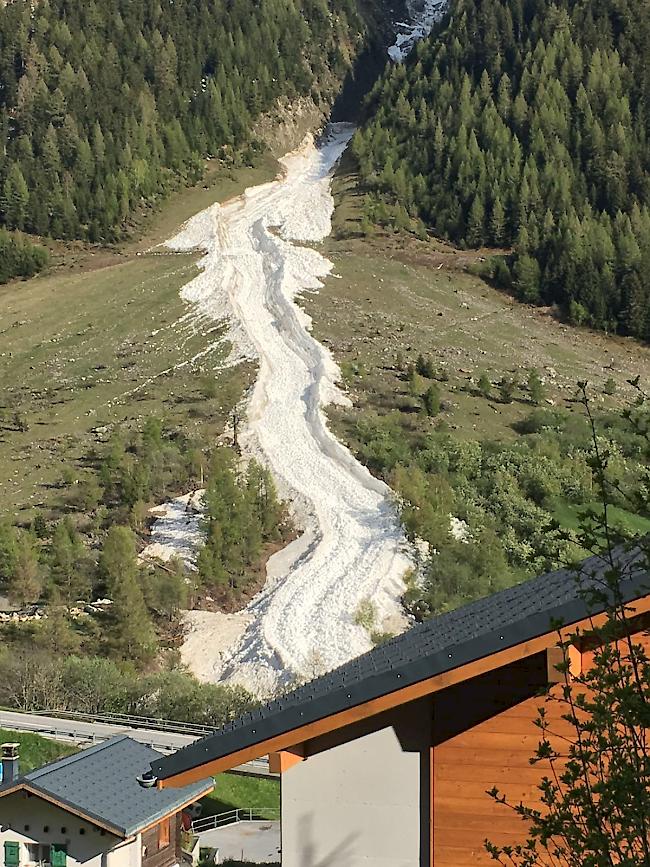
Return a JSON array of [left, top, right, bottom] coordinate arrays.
[[8, 531, 42, 607], [422, 384, 441, 417], [0, 521, 18, 587], [49, 519, 89, 603], [513, 254, 541, 303], [490, 197, 506, 245], [416, 354, 435, 378], [621, 271, 646, 337], [110, 565, 156, 662], [527, 368, 544, 405], [2, 164, 29, 230], [498, 377, 516, 404], [147, 558, 188, 622], [99, 526, 155, 662], [477, 371, 492, 398], [467, 195, 486, 248], [603, 377, 616, 396], [36, 594, 81, 654], [246, 460, 283, 539], [407, 365, 421, 399]]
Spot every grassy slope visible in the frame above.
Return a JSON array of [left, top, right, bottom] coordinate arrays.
[[0, 154, 278, 521], [0, 728, 76, 774], [310, 153, 650, 441], [202, 773, 280, 815], [550, 502, 650, 538], [6, 128, 650, 542]]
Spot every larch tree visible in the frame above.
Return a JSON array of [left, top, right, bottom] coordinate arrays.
[[99, 525, 155, 663]]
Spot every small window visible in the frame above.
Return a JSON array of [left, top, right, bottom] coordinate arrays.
[[27, 844, 49, 865], [23, 828, 29, 833], [43, 827, 49, 834], [157, 819, 170, 850], [79, 830, 85, 837]]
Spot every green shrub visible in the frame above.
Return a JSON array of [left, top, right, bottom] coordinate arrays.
[[353, 597, 377, 630]]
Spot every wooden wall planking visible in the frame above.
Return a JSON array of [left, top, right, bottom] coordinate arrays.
[[432, 652, 571, 866]]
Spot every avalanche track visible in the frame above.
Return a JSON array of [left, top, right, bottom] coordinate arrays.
[[167, 125, 412, 695]]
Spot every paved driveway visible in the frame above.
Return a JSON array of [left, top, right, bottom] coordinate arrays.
[[198, 821, 281, 864]]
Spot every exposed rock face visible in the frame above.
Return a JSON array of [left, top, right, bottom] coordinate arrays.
[[252, 96, 329, 158]]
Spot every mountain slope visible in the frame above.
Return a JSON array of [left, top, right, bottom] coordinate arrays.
[[0, 0, 379, 246], [353, 0, 650, 338]]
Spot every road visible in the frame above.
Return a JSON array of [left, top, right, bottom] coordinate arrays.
[[0, 710, 275, 776], [0, 709, 195, 753]]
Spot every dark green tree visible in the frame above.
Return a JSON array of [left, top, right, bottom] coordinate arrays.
[[99, 526, 155, 662], [527, 369, 544, 405], [422, 384, 441, 417], [478, 371, 492, 398]]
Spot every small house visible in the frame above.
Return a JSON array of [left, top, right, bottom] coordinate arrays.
[[0, 736, 212, 867]]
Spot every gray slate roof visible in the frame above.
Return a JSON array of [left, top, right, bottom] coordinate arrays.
[[3, 736, 211, 836], [152, 547, 649, 782]]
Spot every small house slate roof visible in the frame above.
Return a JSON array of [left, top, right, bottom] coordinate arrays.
[[153, 546, 650, 782], [0, 735, 212, 836]]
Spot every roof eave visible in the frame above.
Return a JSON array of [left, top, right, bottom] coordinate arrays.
[[152, 577, 650, 784], [124, 781, 215, 836]]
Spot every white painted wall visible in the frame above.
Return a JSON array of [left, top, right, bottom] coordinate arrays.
[[281, 706, 428, 867], [0, 792, 141, 867]]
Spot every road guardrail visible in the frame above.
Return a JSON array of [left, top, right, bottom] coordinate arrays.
[[32, 709, 216, 737]]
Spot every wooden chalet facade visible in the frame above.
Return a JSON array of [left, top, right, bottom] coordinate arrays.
[[146, 550, 650, 866]]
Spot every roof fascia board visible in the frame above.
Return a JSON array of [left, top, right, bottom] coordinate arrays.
[[269, 747, 305, 774], [157, 628, 557, 787]]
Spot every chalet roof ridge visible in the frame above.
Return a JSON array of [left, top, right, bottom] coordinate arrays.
[[151, 545, 649, 784]]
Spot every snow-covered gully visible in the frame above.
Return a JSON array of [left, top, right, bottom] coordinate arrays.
[[147, 4, 451, 695], [167, 127, 412, 695], [388, 0, 448, 61]]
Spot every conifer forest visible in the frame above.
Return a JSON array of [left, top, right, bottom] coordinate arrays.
[[0, 0, 367, 244], [354, 0, 650, 337]]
